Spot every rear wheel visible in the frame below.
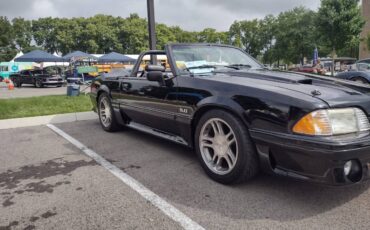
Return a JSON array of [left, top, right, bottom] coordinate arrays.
[[98, 93, 121, 132], [195, 109, 259, 184]]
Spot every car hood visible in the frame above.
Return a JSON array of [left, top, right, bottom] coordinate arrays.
[[211, 69, 370, 111]]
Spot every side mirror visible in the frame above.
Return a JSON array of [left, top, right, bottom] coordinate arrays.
[[145, 65, 165, 72], [147, 71, 163, 82]]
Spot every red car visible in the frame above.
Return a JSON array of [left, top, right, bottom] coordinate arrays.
[[291, 65, 326, 75]]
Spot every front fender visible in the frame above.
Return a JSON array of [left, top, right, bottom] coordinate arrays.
[[195, 96, 247, 124]]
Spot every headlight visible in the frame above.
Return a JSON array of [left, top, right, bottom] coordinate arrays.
[[293, 108, 370, 136]]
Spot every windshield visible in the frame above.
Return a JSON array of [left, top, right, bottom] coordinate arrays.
[[171, 44, 263, 75]]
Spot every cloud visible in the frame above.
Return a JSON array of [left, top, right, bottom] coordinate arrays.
[[0, 0, 321, 31]]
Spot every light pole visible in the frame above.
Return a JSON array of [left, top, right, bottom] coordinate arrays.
[[147, 0, 157, 64]]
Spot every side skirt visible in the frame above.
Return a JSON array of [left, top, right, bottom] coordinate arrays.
[[127, 121, 189, 146]]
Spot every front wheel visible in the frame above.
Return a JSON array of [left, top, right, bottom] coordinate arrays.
[[195, 110, 259, 184], [14, 79, 22, 88], [35, 79, 43, 88], [98, 93, 121, 132]]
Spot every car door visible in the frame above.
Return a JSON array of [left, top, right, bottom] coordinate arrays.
[[22, 70, 32, 84], [118, 52, 180, 135]]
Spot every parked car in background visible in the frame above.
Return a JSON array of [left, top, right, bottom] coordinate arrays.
[[0, 62, 34, 81], [321, 57, 357, 76], [336, 60, 370, 84], [10, 66, 64, 88], [90, 43, 370, 186]]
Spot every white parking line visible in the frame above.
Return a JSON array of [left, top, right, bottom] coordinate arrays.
[[47, 124, 204, 230]]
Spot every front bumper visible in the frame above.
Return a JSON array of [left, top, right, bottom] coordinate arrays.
[[250, 129, 370, 186], [43, 79, 63, 85]]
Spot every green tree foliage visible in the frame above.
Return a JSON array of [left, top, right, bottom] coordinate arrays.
[[0, 16, 16, 62], [198, 28, 229, 44], [274, 7, 317, 64], [316, 0, 364, 57], [0, 2, 366, 64], [12, 17, 32, 51], [156, 23, 176, 49], [229, 19, 265, 57], [118, 14, 149, 54]]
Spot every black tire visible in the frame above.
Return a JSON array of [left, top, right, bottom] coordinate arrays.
[[14, 79, 22, 88], [35, 79, 43, 88], [195, 109, 259, 184], [56, 84, 62, 87], [98, 93, 121, 132], [352, 77, 368, 84]]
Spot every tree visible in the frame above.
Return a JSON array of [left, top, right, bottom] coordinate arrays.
[[259, 15, 277, 64], [268, 7, 317, 65], [316, 0, 365, 74], [117, 14, 149, 54], [156, 23, 176, 49], [229, 19, 265, 57], [170, 26, 199, 43], [197, 28, 229, 44], [0, 16, 16, 61], [12, 18, 32, 51], [32, 17, 59, 53]]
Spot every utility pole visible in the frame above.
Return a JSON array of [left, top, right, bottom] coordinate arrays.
[[147, 0, 157, 64]]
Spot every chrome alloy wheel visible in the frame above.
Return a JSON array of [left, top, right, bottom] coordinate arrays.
[[99, 97, 112, 127], [199, 118, 238, 175]]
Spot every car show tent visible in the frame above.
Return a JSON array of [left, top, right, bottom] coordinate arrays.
[[62, 51, 97, 61], [98, 52, 136, 63], [14, 50, 65, 62]]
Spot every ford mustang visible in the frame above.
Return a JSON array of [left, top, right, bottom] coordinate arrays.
[[90, 43, 370, 186]]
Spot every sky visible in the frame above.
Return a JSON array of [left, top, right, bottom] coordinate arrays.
[[0, 0, 321, 31]]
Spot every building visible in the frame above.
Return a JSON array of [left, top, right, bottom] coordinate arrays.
[[360, 0, 370, 59]]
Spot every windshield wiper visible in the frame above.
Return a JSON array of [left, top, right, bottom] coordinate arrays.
[[186, 65, 217, 70], [184, 64, 243, 76], [187, 64, 240, 71], [225, 64, 252, 70]]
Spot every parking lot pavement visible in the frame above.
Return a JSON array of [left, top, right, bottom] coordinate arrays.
[[0, 84, 68, 99], [2, 120, 370, 230], [0, 126, 181, 229], [55, 120, 370, 230]]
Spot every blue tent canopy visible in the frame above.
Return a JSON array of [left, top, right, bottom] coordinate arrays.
[[63, 51, 96, 61], [14, 50, 64, 62], [98, 52, 136, 63]]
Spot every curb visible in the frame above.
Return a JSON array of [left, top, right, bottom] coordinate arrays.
[[0, 111, 98, 130]]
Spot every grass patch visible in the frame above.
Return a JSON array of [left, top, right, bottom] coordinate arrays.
[[0, 94, 93, 119]]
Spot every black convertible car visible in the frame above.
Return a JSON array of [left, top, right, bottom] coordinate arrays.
[[90, 43, 370, 186]]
